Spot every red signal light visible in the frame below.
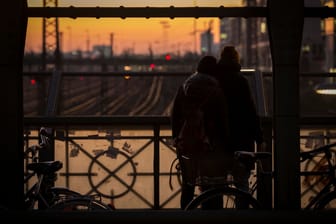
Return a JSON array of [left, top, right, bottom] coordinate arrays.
[[150, 63, 155, 69], [165, 54, 171, 61], [30, 79, 36, 85]]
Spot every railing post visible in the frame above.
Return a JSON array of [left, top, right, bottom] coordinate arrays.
[[39, 70, 62, 162], [153, 124, 160, 209], [257, 117, 273, 209]]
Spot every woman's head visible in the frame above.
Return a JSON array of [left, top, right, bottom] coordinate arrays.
[[220, 46, 240, 64]]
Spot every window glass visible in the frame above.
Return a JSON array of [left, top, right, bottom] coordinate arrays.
[[24, 0, 271, 116], [299, 15, 336, 117]]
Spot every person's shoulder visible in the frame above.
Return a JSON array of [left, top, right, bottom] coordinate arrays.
[[186, 72, 217, 85], [183, 72, 220, 97]]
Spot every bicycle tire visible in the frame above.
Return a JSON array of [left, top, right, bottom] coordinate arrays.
[[49, 197, 112, 211], [185, 186, 261, 210], [314, 191, 336, 209]]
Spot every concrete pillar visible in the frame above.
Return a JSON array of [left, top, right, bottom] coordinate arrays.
[[0, 0, 27, 209], [267, 0, 304, 209]]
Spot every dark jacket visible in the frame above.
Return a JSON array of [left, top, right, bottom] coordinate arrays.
[[215, 60, 263, 152], [171, 71, 229, 153]]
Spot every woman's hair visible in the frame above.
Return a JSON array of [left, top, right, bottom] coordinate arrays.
[[220, 46, 240, 64]]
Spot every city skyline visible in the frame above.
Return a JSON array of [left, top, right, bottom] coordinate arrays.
[[25, 17, 220, 55], [25, 1, 243, 55]]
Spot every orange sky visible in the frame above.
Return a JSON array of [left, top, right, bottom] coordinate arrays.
[[25, 17, 220, 55], [25, 1, 243, 55]]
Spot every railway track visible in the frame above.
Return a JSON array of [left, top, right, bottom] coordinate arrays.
[[23, 75, 185, 116]]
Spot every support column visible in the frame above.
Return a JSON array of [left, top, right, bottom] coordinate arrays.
[[267, 0, 304, 209], [0, 0, 27, 209]]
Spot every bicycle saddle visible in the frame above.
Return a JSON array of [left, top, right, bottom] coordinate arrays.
[[27, 161, 63, 174]]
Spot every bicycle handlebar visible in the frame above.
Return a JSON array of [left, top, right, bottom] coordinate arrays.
[[24, 127, 51, 161]]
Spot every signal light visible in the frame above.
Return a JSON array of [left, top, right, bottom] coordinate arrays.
[[165, 54, 171, 61], [30, 79, 36, 85], [150, 63, 155, 70]]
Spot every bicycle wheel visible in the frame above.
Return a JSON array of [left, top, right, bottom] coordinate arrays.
[[314, 191, 336, 209], [185, 186, 261, 210], [50, 197, 112, 211]]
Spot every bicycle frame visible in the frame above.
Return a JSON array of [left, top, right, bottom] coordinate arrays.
[[302, 173, 335, 209], [24, 179, 49, 209], [24, 127, 110, 211], [24, 161, 62, 209], [24, 128, 63, 209]]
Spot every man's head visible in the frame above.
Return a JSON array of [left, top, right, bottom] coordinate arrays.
[[220, 46, 240, 64], [197, 55, 217, 74]]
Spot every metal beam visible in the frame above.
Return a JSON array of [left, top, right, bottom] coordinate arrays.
[[26, 6, 336, 18], [304, 6, 336, 18], [27, 6, 267, 18]]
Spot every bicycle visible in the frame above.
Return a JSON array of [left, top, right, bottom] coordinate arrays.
[[299, 142, 336, 209], [184, 151, 271, 210], [24, 127, 112, 211], [185, 142, 336, 210]]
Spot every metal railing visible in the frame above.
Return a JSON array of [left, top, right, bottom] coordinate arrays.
[[23, 116, 336, 209], [24, 116, 177, 209]]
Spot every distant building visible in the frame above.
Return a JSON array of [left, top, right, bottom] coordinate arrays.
[[296, 0, 325, 72], [200, 30, 214, 55], [92, 45, 113, 59], [218, 17, 244, 68], [218, 0, 271, 71], [218, 0, 328, 72], [320, 0, 334, 72]]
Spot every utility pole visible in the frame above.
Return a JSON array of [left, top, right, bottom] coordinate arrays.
[[193, 0, 197, 54], [110, 32, 114, 56], [42, 0, 61, 70], [160, 20, 170, 54], [66, 26, 72, 53], [86, 29, 90, 53]]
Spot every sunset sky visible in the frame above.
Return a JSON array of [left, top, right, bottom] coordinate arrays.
[[25, 0, 242, 55]]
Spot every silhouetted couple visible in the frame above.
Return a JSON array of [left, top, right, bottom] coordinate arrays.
[[171, 46, 264, 209]]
